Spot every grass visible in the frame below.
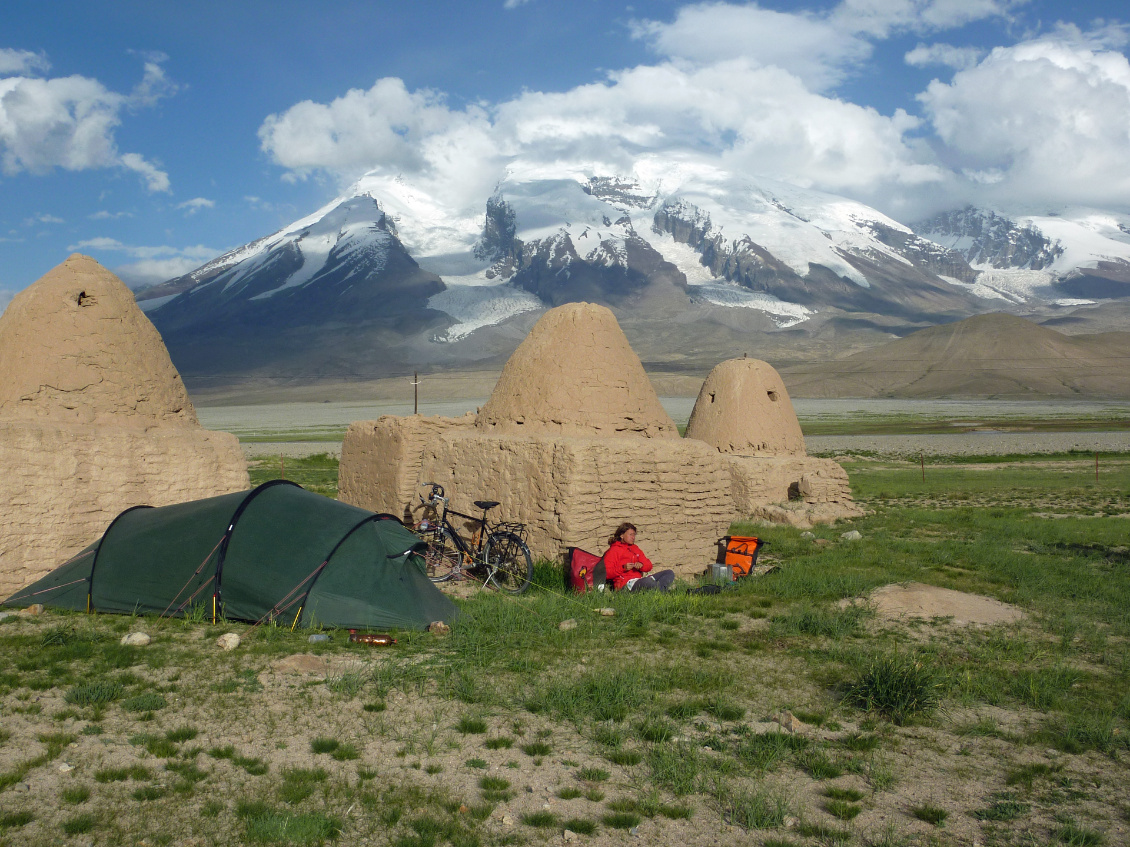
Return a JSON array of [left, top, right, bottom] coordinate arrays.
[[2, 450, 1128, 844], [842, 652, 943, 724], [911, 803, 948, 826]]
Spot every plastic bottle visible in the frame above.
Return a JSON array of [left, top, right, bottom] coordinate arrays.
[[348, 629, 396, 645]]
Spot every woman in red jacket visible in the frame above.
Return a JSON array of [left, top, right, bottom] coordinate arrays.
[[603, 523, 675, 592]]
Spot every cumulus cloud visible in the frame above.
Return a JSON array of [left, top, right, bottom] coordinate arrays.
[[257, 1, 1130, 220], [830, 0, 1024, 38], [919, 36, 1130, 208], [906, 42, 983, 69], [89, 209, 133, 220], [176, 197, 215, 214], [632, 1, 1020, 91], [259, 78, 488, 180], [112, 257, 212, 288], [0, 48, 50, 75], [0, 53, 173, 191], [631, 3, 872, 91], [66, 238, 219, 288]]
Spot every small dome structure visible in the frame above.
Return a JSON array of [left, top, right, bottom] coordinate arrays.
[[0, 254, 196, 427], [475, 302, 678, 438], [685, 358, 805, 455]]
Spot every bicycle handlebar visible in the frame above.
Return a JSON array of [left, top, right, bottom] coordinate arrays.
[[419, 481, 447, 508]]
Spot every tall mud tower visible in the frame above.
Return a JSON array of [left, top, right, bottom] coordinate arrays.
[[0, 255, 249, 598]]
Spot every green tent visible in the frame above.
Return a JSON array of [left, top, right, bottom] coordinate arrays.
[[3, 480, 457, 630]]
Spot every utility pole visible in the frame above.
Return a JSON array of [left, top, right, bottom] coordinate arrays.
[[411, 372, 419, 415]]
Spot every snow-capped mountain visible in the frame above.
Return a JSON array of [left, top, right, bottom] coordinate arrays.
[[913, 206, 1130, 305], [140, 167, 1130, 382]]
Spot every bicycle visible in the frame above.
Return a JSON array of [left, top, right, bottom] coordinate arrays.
[[415, 482, 533, 594]]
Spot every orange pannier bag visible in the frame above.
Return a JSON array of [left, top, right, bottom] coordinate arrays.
[[723, 535, 765, 578]]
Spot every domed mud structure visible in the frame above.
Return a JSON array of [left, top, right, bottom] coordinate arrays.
[[0, 255, 248, 600]]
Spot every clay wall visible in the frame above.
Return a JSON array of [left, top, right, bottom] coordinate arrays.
[[418, 431, 734, 577], [338, 413, 476, 522], [1, 422, 247, 599]]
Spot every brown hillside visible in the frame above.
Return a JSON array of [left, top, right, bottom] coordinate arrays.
[[782, 313, 1130, 398]]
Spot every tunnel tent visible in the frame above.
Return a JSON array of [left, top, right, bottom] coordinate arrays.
[[3, 480, 457, 630]]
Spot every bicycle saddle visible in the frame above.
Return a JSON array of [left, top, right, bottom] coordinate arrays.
[[474, 500, 500, 511]]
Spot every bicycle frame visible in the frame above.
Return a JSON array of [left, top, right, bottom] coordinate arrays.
[[416, 484, 528, 591]]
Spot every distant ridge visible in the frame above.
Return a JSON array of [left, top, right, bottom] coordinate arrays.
[[781, 313, 1130, 399]]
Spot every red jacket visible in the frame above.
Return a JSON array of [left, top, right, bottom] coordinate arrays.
[[603, 541, 654, 590]]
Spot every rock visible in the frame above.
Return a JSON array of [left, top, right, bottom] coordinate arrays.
[[307, 633, 330, 643], [18, 604, 44, 616], [564, 830, 578, 842], [801, 531, 815, 539], [784, 816, 800, 828], [595, 608, 616, 617], [120, 632, 151, 646], [629, 825, 641, 836], [13, 782, 30, 792], [0, 612, 10, 621], [502, 815, 514, 827], [216, 632, 241, 651], [427, 621, 450, 636], [841, 530, 863, 541], [58, 762, 75, 772], [558, 619, 577, 631]]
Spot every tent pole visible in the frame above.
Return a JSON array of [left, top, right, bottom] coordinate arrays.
[[291, 607, 302, 631]]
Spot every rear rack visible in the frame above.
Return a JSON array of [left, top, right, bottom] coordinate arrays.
[[493, 521, 528, 543]]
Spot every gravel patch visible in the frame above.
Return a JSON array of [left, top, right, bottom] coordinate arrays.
[[242, 441, 342, 458], [240, 432, 1130, 460], [807, 431, 1130, 458]]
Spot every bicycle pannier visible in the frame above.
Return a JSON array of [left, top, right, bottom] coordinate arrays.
[[723, 535, 765, 578], [567, 547, 605, 593]]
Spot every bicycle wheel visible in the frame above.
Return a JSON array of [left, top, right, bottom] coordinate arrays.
[[485, 531, 533, 594], [423, 526, 462, 583]]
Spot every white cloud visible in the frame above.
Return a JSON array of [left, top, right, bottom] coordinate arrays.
[[89, 209, 133, 220], [0, 55, 174, 192], [0, 48, 50, 75], [631, 3, 873, 91], [64, 238, 219, 287], [831, 0, 1023, 38], [919, 36, 1130, 208], [905, 42, 983, 69], [119, 152, 170, 193], [257, 2, 1130, 220], [176, 197, 215, 214], [112, 257, 210, 288], [259, 78, 488, 180], [25, 212, 63, 225], [631, 1, 1021, 91]]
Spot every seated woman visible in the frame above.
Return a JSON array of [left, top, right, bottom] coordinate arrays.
[[603, 523, 675, 592]]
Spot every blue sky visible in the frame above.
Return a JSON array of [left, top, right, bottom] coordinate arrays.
[[3, 0, 1129, 306]]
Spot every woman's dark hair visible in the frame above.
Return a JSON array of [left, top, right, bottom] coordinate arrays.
[[609, 522, 637, 546]]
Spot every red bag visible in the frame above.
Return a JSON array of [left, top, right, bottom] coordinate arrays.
[[723, 536, 765, 578], [567, 548, 605, 593]]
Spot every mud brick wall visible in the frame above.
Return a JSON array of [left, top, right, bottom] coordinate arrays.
[[418, 431, 734, 578], [0, 421, 248, 600], [338, 414, 476, 522]]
